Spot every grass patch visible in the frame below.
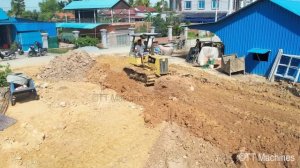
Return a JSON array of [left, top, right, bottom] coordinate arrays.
[[48, 48, 72, 54]]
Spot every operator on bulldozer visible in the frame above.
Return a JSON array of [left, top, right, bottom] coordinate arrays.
[[124, 33, 169, 86]]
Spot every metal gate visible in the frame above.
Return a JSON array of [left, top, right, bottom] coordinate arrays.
[[108, 32, 130, 48]]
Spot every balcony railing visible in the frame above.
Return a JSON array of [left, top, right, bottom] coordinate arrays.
[[58, 16, 142, 24]]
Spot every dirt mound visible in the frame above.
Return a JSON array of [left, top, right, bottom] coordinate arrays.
[[39, 50, 95, 81]]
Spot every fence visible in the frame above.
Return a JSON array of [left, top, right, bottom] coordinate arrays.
[[48, 36, 59, 48]]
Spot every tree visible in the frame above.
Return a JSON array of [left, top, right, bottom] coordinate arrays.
[[39, 0, 60, 21], [10, 0, 25, 17], [154, 0, 169, 12], [128, 0, 134, 6], [21, 10, 39, 21], [134, 0, 150, 7], [152, 12, 183, 37]]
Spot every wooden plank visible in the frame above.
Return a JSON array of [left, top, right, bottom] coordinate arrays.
[[268, 49, 283, 82]]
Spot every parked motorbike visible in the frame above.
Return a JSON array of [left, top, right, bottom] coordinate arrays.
[[17, 43, 24, 55], [0, 50, 16, 60], [28, 45, 47, 57]]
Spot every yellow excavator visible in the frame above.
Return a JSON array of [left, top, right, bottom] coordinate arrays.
[[124, 33, 169, 86]]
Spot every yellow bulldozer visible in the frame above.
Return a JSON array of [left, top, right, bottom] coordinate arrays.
[[124, 33, 169, 86]]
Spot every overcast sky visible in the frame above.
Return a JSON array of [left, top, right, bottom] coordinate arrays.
[[0, 0, 161, 11]]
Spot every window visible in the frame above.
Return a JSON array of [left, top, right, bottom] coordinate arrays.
[[198, 0, 205, 9], [184, 1, 192, 10], [253, 53, 269, 62], [212, 0, 219, 9]]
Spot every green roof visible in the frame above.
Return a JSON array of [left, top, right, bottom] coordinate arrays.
[[64, 0, 126, 10], [271, 0, 300, 16], [56, 23, 104, 29]]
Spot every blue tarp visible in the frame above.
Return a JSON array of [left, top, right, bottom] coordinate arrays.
[[56, 23, 103, 29], [248, 48, 271, 54]]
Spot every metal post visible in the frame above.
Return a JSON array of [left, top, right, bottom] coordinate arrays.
[[215, 0, 219, 22], [65, 13, 67, 22], [184, 27, 188, 40], [100, 29, 108, 48], [94, 10, 96, 23], [128, 9, 131, 23], [168, 26, 173, 41], [111, 9, 114, 23], [78, 10, 81, 23]]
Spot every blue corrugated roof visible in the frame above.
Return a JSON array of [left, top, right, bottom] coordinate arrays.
[[0, 8, 9, 20], [56, 23, 103, 29], [248, 48, 271, 54], [271, 0, 300, 16], [64, 0, 123, 10]]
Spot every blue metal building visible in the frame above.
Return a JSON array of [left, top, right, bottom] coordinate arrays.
[[189, 0, 300, 82], [0, 9, 57, 50]]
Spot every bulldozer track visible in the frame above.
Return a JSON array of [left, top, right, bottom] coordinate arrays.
[[124, 67, 156, 86]]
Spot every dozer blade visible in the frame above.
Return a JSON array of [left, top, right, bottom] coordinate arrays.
[[124, 66, 156, 86]]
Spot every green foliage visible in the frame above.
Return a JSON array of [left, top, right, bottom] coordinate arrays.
[[74, 37, 99, 48], [10, 42, 18, 51], [152, 13, 183, 37], [154, 0, 169, 12], [21, 10, 39, 21], [38, 0, 60, 21], [134, 0, 150, 7], [48, 48, 71, 54], [10, 0, 25, 17], [136, 24, 147, 33], [128, 0, 134, 6], [152, 14, 168, 36], [60, 32, 76, 43], [188, 32, 197, 39], [0, 64, 12, 87]]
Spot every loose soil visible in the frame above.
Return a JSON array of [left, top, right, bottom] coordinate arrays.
[[0, 54, 299, 168], [39, 50, 95, 81], [87, 56, 300, 168]]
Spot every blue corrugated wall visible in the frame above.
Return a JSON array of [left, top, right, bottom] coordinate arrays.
[[190, 0, 300, 81], [11, 22, 57, 50], [14, 22, 57, 37]]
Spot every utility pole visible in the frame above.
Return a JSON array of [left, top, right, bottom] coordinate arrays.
[[215, 0, 219, 22]]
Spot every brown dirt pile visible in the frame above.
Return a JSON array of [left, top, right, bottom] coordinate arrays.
[[39, 50, 95, 81], [87, 60, 300, 168]]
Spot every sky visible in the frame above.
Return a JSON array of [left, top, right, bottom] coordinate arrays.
[[0, 0, 161, 11]]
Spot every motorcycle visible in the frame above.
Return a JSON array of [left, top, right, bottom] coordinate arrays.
[[0, 50, 16, 60], [28, 45, 47, 57], [16, 43, 24, 55]]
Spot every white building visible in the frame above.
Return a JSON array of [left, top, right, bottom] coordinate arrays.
[[178, 0, 257, 23], [181, 0, 233, 13]]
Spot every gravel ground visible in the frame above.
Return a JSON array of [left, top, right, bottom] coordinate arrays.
[[0, 46, 131, 69]]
